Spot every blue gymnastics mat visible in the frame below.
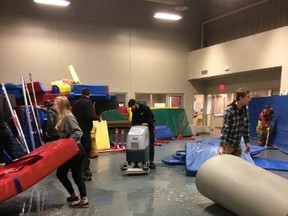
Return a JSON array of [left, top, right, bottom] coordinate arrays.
[[253, 157, 288, 171], [162, 138, 268, 177], [184, 138, 257, 176]]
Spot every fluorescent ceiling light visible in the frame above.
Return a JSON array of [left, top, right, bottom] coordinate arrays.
[[34, 0, 70, 7], [153, 12, 182, 21]]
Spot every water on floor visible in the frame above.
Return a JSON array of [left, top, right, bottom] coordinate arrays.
[[1, 135, 287, 216]]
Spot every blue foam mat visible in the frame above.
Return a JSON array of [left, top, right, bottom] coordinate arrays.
[[162, 138, 269, 177], [253, 157, 288, 171], [162, 158, 186, 165]]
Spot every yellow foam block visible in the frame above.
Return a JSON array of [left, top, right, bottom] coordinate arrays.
[[90, 123, 98, 154], [91, 120, 110, 150], [51, 80, 72, 93]]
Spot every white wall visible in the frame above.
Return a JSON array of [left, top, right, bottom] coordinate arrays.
[[187, 26, 288, 93], [0, 2, 194, 121]]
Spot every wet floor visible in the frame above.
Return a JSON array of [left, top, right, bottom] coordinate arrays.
[[1, 136, 288, 216]]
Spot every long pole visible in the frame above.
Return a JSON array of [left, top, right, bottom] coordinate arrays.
[[265, 126, 271, 147], [21, 76, 35, 150], [29, 73, 44, 144], [1, 83, 30, 153], [25, 84, 44, 145]]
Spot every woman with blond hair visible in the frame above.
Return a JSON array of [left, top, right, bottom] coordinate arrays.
[[54, 96, 89, 208]]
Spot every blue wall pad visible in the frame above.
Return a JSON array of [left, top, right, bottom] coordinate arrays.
[[185, 138, 255, 176], [253, 157, 288, 171], [249, 95, 288, 154], [155, 125, 174, 140]]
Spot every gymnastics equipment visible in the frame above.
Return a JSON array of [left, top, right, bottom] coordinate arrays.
[[68, 64, 81, 84], [1, 83, 30, 153], [21, 76, 36, 150], [196, 154, 288, 216], [29, 73, 44, 144]]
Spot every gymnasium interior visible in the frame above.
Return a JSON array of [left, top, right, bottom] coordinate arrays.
[[1, 0, 288, 215]]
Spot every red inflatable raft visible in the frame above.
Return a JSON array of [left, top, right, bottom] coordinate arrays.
[[0, 138, 79, 202]]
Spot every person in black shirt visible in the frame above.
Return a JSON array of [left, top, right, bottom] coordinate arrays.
[[72, 88, 101, 180], [128, 99, 156, 169]]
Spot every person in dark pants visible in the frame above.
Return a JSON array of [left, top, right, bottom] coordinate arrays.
[[128, 99, 156, 169], [54, 96, 89, 208], [0, 113, 17, 166], [72, 88, 101, 180]]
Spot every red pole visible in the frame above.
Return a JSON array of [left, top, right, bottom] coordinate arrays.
[[121, 129, 125, 147], [177, 123, 183, 139], [115, 128, 119, 148]]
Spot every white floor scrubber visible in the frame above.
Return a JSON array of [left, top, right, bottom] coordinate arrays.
[[120, 126, 150, 175]]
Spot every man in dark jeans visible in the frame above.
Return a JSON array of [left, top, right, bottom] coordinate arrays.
[[72, 88, 101, 181], [128, 99, 156, 169]]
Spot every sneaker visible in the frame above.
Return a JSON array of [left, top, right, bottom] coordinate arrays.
[[83, 170, 92, 177], [149, 162, 156, 169], [83, 176, 92, 181], [66, 196, 80, 205], [71, 199, 89, 208]]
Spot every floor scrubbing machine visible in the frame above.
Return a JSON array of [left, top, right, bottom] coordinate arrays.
[[120, 126, 150, 175]]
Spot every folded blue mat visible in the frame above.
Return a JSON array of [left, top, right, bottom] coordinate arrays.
[[162, 158, 186, 165]]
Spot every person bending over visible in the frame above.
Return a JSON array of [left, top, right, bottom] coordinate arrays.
[[128, 99, 156, 169]]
